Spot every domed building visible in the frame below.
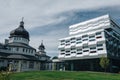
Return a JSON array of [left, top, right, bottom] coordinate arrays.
[[0, 19, 50, 72], [35, 41, 51, 70]]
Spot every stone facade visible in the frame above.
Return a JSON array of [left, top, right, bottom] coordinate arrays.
[[0, 19, 50, 72]]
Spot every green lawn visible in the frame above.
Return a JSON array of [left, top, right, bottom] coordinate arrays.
[[10, 71, 120, 80]]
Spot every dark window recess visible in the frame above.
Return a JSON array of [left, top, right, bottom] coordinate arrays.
[[77, 52, 82, 54], [83, 50, 89, 52], [98, 48, 103, 50], [66, 41, 70, 43], [61, 40, 65, 42], [97, 44, 103, 47], [61, 50, 65, 52], [83, 39, 88, 41], [105, 28, 112, 32], [66, 51, 70, 53], [71, 41, 75, 43], [96, 36, 102, 39], [23, 48, 25, 52], [77, 49, 82, 51], [83, 45, 88, 49], [61, 43, 65, 45], [16, 48, 19, 51], [61, 53, 65, 55], [71, 48, 75, 50], [96, 32, 101, 35], [90, 47, 96, 50], [29, 61, 34, 68], [89, 35, 95, 38], [89, 39, 95, 41], [71, 38, 75, 40], [90, 51, 96, 53], [31, 50, 33, 53], [77, 38, 81, 41], [82, 35, 88, 38], [71, 51, 76, 53], [76, 42, 81, 44]]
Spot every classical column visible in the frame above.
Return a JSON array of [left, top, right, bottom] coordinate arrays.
[[26, 61, 29, 71], [52, 63, 56, 71], [18, 60, 22, 72], [70, 62, 74, 71]]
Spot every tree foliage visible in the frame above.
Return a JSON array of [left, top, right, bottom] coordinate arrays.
[[100, 56, 109, 72], [0, 71, 11, 80]]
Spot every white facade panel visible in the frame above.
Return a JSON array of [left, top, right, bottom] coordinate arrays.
[[58, 14, 118, 60]]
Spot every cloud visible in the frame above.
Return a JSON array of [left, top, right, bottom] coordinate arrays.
[[0, 0, 120, 32]]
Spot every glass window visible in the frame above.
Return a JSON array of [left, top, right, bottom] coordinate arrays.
[[66, 40, 70, 43], [89, 39, 95, 41], [90, 51, 96, 53], [76, 41, 81, 44], [29, 61, 34, 69], [71, 41, 75, 43], [26, 49, 27, 52], [83, 39, 88, 41], [61, 53, 65, 55], [61, 40, 65, 42], [14, 37, 16, 40], [83, 50, 89, 52], [23, 48, 25, 52], [97, 44, 103, 47], [16, 47, 19, 51], [22, 61, 27, 69], [66, 51, 70, 53], [97, 48, 103, 50], [71, 51, 76, 54], [71, 38, 75, 40], [77, 38, 81, 41], [71, 48, 75, 50], [82, 35, 88, 38], [96, 36, 102, 39], [89, 35, 95, 38], [83, 45, 88, 49], [77, 49, 82, 51], [90, 47, 96, 50], [61, 50, 65, 52], [31, 50, 33, 53], [66, 44, 70, 46], [29, 49, 30, 53], [61, 43, 65, 45], [96, 32, 101, 35], [77, 52, 82, 54]]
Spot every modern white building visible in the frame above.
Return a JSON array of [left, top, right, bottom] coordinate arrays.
[[58, 14, 120, 72], [0, 19, 50, 72]]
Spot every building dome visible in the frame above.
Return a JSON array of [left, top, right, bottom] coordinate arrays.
[[9, 20, 29, 40], [38, 40, 45, 50], [39, 43, 45, 50]]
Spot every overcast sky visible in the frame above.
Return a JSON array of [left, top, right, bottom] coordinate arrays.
[[0, 0, 120, 57]]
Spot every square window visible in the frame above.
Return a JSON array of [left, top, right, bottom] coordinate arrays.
[[96, 32, 101, 35], [97, 44, 103, 47]]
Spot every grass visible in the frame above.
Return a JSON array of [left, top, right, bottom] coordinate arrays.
[[10, 71, 120, 80]]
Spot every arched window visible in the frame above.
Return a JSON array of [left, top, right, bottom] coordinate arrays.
[[23, 48, 25, 52], [16, 47, 19, 51]]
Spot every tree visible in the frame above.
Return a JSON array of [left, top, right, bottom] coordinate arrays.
[[99, 56, 109, 72], [0, 71, 11, 80]]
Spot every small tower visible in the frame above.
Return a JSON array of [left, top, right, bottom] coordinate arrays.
[[38, 40, 46, 54]]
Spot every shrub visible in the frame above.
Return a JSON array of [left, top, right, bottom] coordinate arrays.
[[0, 71, 11, 80]]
